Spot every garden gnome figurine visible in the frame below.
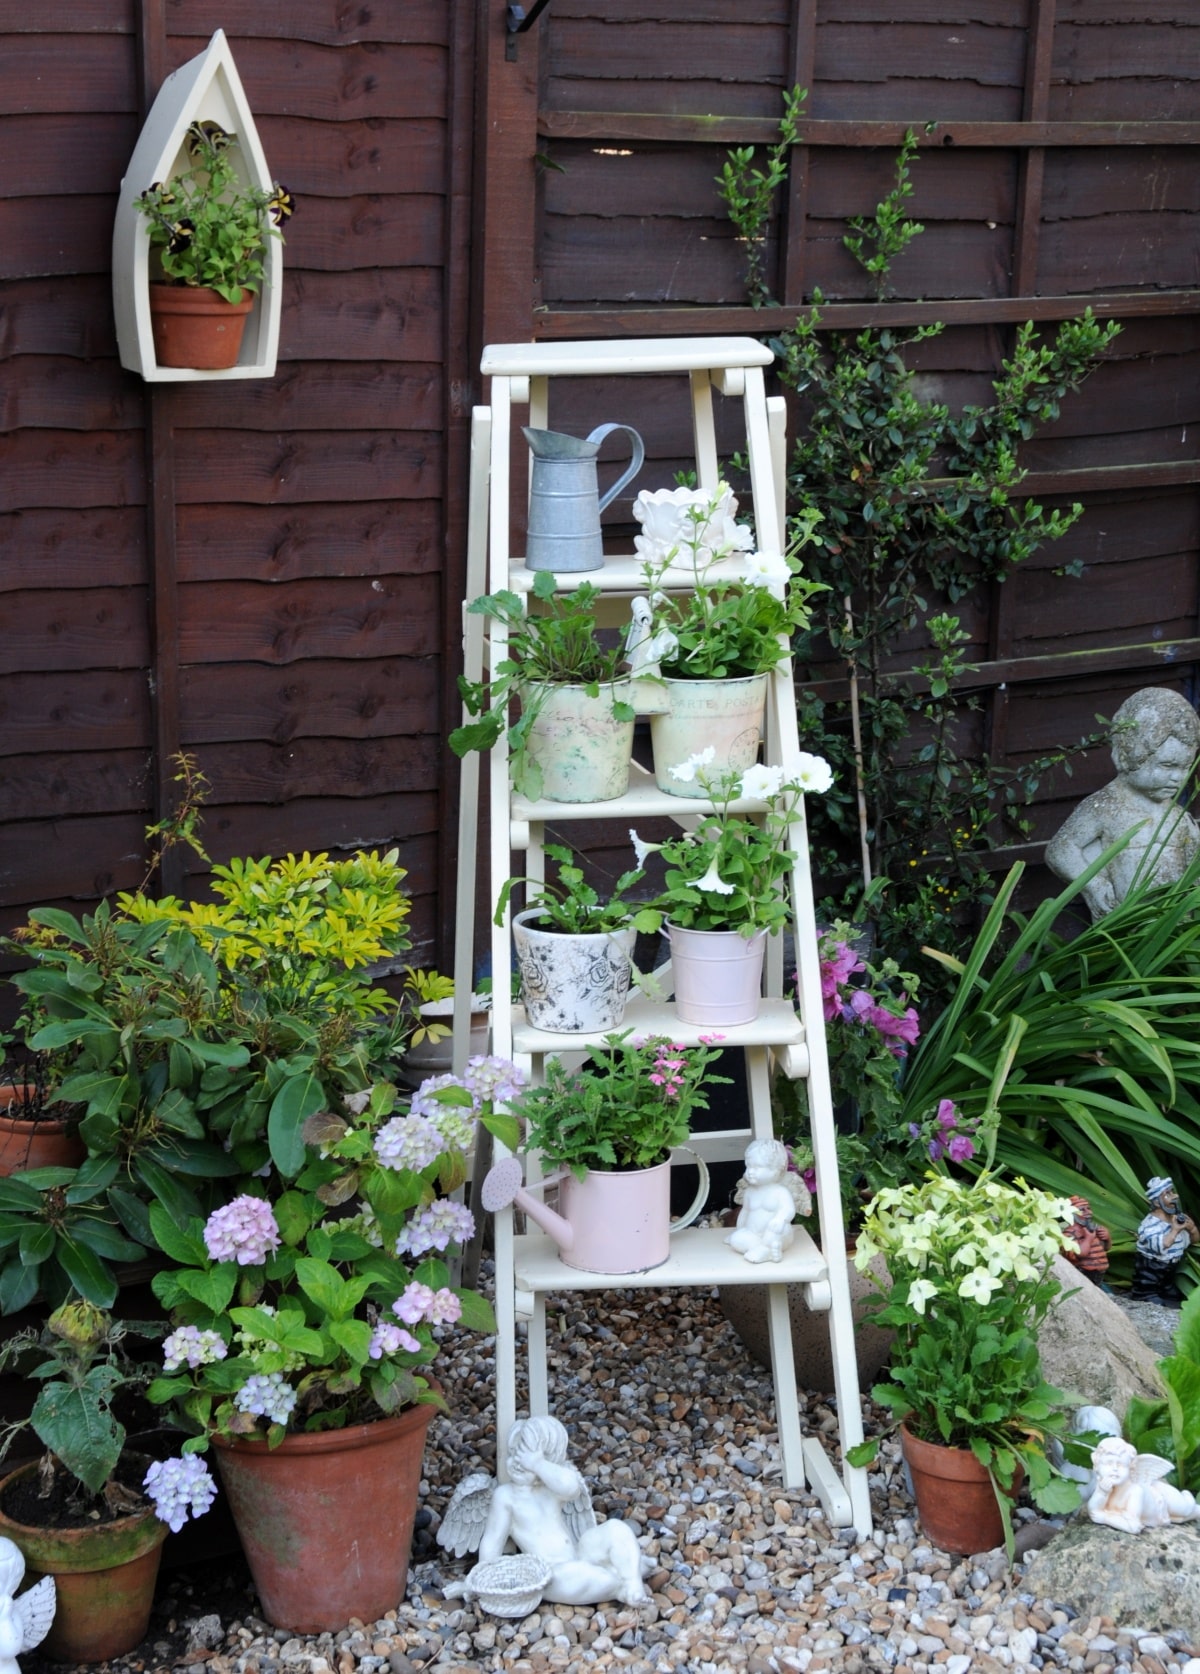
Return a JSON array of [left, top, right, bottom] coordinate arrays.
[[439, 1416, 648, 1609], [0, 1538, 55, 1674], [1045, 687, 1200, 918], [1087, 1436, 1200, 1533], [726, 1138, 811, 1264], [1062, 1195, 1112, 1287], [1131, 1176, 1199, 1304]]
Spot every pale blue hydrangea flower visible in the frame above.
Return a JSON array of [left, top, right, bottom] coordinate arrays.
[[144, 1454, 218, 1532], [374, 1114, 445, 1172], [396, 1199, 475, 1258], [235, 1371, 297, 1426]]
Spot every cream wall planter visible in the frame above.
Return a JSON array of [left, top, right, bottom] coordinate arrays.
[[112, 29, 281, 382]]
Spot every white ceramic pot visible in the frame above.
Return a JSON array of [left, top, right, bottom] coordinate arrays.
[[666, 922, 768, 1026], [649, 673, 768, 795], [557, 1150, 709, 1273], [522, 681, 634, 802], [512, 910, 636, 1033]]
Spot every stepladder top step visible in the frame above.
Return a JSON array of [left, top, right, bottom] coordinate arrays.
[[480, 337, 775, 378]]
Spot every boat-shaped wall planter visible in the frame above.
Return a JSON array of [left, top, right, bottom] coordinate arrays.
[[112, 29, 281, 381]]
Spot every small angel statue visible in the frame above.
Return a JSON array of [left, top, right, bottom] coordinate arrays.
[[725, 1138, 810, 1265], [1087, 1436, 1200, 1534], [438, 1416, 648, 1611], [0, 1537, 55, 1674]]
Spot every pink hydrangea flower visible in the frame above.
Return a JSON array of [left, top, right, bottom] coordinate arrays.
[[203, 1197, 280, 1266], [393, 1282, 434, 1325], [369, 1320, 421, 1359]]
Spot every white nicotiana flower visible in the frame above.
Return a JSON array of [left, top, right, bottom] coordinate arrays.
[[959, 1266, 1003, 1304], [629, 829, 662, 868], [669, 746, 716, 785], [743, 549, 792, 600], [738, 763, 786, 802], [950, 1241, 982, 1269], [793, 752, 834, 795], [694, 860, 735, 896], [907, 1278, 938, 1315]]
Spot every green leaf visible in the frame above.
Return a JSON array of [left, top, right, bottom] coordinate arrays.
[[30, 1383, 123, 1495], [1031, 1474, 1084, 1515], [329, 1318, 374, 1366], [55, 1237, 118, 1308], [71, 1219, 146, 1263], [0, 1176, 45, 1212], [453, 1289, 497, 1334], [148, 1202, 207, 1265], [0, 1260, 40, 1316], [133, 1154, 204, 1224], [268, 1072, 329, 1178], [19, 1223, 55, 1265], [273, 1191, 312, 1247], [177, 1265, 237, 1314]]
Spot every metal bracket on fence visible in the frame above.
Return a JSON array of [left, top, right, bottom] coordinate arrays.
[[506, 0, 550, 60]]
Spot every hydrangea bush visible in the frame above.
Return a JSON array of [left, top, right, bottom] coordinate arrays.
[[147, 1061, 522, 1447]]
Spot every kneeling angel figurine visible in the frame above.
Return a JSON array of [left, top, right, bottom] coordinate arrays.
[[725, 1138, 811, 1265]]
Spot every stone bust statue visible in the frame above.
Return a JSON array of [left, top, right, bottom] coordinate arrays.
[[1044, 687, 1200, 918]]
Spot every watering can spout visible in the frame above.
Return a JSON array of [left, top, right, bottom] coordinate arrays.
[[481, 1158, 575, 1253]]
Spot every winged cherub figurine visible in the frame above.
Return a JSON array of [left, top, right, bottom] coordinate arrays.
[[0, 1538, 56, 1674], [438, 1416, 648, 1609], [1087, 1436, 1200, 1534]]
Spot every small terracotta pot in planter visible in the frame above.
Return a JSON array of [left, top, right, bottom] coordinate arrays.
[[899, 1420, 1024, 1554], [149, 283, 254, 369], [0, 1457, 167, 1663], [0, 1084, 85, 1176], [212, 1400, 438, 1633]]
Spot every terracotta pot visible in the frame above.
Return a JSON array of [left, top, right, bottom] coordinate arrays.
[[149, 283, 254, 369], [212, 1401, 438, 1633], [666, 922, 768, 1026], [900, 1420, 1024, 1554], [0, 1458, 167, 1662], [0, 1085, 85, 1175]]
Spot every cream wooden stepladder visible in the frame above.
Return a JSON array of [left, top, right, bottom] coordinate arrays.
[[452, 337, 872, 1539]]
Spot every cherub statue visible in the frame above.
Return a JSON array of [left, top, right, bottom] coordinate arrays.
[[438, 1416, 648, 1611], [0, 1538, 55, 1674], [1045, 687, 1200, 918], [1131, 1175, 1199, 1304], [1087, 1436, 1200, 1534], [725, 1138, 810, 1265]]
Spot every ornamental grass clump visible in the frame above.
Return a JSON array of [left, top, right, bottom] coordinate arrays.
[[848, 1173, 1086, 1547]]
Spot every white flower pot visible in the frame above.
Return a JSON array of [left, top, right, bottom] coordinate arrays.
[[666, 922, 768, 1026], [523, 681, 634, 802], [649, 674, 768, 795], [512, 910, 636, 1033]]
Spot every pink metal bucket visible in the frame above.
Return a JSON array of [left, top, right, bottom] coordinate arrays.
[[557, 1148, 709, 1274], [666, 923, 769, 1026]]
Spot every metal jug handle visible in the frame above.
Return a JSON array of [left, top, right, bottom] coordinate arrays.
[[586, 423, 645, 514], [667, 1145, 711, 1235]]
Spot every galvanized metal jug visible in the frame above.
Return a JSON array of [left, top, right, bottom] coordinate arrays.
[[522, 422, 645, 571]]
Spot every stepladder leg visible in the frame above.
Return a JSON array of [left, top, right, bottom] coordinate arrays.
[[765, 1281, 807, 1493], [527, 1291, 549, 1416]]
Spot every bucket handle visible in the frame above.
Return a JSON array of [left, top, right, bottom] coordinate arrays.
[[668, 1145, 710, 1234], [587, 423, 645, 513]]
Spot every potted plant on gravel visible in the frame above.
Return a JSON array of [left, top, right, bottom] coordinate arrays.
[[0, 1298, 213, 1664], [449, 569, 639, 802], [134, 119, 294, 369], [495, 845, 662, 1034], [847, 1171, 1088, 1558], [142, 1061, 521, 1634], [0, 1043, 84, 1177], [633, 754, 834, 1026], [506, 1032, 726, 1274], [629, 483, 823, 792]]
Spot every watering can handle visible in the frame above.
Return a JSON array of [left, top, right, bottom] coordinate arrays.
[[587, 424, 645, 514], [668, 1146, 711, 1235]]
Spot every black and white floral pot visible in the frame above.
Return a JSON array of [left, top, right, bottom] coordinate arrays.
[[512, 910, 636, 1033]]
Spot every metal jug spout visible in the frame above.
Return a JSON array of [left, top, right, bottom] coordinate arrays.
[[521, 421, 645, 573], [522, 426, 604, 461], [481, 1158, 575, 1253]]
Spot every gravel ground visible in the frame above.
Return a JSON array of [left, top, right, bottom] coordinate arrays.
[[22, 1270, 1200, 1674]]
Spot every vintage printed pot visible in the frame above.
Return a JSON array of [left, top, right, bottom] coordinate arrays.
[[557, 1151, 709, 1274], [649, 674, 768, 795], [0, 1458, 167, 1663], [899, 1421, 1023, 1554], [512, 910, 636, 1033], [212, 1401, 437, 1633], [0, 1084, 85, 1175], [666, 922, 768, 1026], [149, 282, 254, 370], [522, 680, 634, 802]]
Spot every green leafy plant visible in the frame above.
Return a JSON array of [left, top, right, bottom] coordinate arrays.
[[513, 1032, 728, 1177], [1124, 1286, 1200, 1491], [847, 1173, 1085, 1555], [135, 121, 293, 303], [449, 570, 636, 796], [714, 85, 805, 307], [495, 844, 661, 937], [401, 967, 455, 1049], [146, 1064, 522, 1445]]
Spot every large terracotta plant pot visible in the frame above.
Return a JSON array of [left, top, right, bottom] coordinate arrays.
[[212, 1401, 438, 1633], [512, 911, 636, 1033], [149, 283, 254, 369], [666, 922, 768, 1026], [0, 1459, 167, 1663], [649, 673, 767, 794], [522, 680, 634, 802], [0, 1084, 85, 1175], [900, 1421, 1023, 1554]]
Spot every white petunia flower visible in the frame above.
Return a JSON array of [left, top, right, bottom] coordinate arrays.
[[694, 860, 735, 896], [794, 752, 834, 795], [738, 763, 786, 802], [629, 828, 663, 868], [669, 746, 716, 785], [743, 550, 792, 600]]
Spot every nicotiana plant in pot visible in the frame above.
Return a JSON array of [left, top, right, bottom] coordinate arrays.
[[143, 1060, 522, 1633], [846, 1172, 1088, 1558], [495, 845, 662, 1034], [449, 570, 639, 802], [0, 1299, 214, 1663], [134, 120, 294, 369], [629, 483, 824, 793], [633, 754, 834, 1026], [508, 1032, 726, 1274]]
